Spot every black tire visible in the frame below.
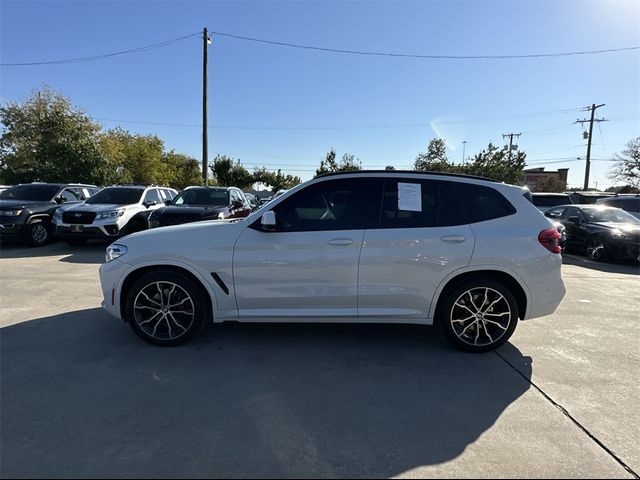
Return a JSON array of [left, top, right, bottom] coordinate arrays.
[[25, 221, 50, 248], [124, 269, 209, 346], [585, 235, 608, 262], [65, 238, 88, 247], [438, 277, 519, 353]]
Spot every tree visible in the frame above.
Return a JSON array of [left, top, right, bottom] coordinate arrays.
[[414, 138, 456, 173], [0, 86, 107, 185], [608, 137, 640, 188], [210, 155, 254, 189], [253, 167, 301, 191], [463, 142, 526, 184], [163, 152, 202, 190], [315, 149, 361, 176]]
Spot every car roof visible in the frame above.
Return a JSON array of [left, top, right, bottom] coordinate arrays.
[[316, 170, 498, 183], [532, 192, 571, 196]]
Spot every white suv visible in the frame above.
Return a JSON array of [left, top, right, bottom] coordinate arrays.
[[99, 172, 565, 352], [54, 185, 177, 245]]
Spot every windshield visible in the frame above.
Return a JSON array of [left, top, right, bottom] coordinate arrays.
[[583, 207, 640, 225], [172, 189, 228, 206], [0, 184, 60, 202], [85, 187, 143, 205], [532, 195, 570, 207]]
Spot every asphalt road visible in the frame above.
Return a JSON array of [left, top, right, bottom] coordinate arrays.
[[1, 242, 638, 478]]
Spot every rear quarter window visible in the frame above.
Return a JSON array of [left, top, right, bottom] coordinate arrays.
[[456, 183, 516, 224]]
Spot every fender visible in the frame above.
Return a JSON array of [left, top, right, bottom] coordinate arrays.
[[115, 257, 233, 321], [427, 264, 532, 320], [27, 214, 51, 224]]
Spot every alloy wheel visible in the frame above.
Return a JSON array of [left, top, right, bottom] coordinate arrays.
[[133, 281, 195, 341], [586, 238, 605, 261], [31, 224, 48, 244], [450, 287, 512, 347]]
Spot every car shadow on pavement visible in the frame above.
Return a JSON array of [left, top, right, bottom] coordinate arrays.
[[1, 309, 532, 478], [562, 254, 639, 275], [0, 241, 106, 264]]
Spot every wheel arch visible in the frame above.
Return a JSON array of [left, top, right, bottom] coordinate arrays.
[[26, 213, 51, 224], [119, 264, 214, 324], [432, 269, 528, 322]]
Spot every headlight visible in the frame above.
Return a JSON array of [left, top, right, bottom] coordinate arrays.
[[105, 244, 127, 263], [97, 210, 125, 220], [611, 230, 632, 241], [0, 209, 23, 217]]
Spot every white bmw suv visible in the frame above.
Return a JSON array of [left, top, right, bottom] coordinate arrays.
[[99, 171, 565, 352], [54, 185, 177, 246]]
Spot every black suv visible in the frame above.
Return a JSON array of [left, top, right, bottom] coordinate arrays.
[[148, 186, 252, 228], [0, 183, 100, 247]]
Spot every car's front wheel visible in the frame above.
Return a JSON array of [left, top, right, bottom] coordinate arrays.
[[124, 270, 209, 346], [439, 278, 519, 353], [25, 221, 50, 247], [586, 235, 608, 262]]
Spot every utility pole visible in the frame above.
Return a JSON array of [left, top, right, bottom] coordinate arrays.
[[575, 104, 606, 190], [502, 133, 521, 162], [461, 141, 467, 164], [202, 27, 211, 184]]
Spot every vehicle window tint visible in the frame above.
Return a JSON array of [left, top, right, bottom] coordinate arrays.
[[165, 189, 176, 200], [437, 181, 465, 227], [272, 178, 381, 232], [143, 189, 161, 204], [533, 195, 570, 207], [380, 179, 438, 228], [546, 207, 566, 219], [457, 184, 516, 223], [61, 188, 81, 202]]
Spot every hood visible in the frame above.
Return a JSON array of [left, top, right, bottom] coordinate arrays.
[[160, 205, 226, 217], [65, 203, 129, 213], [592, 222, 640, 233], [114, 218, 246, 262], [0, 199, 53, 209]]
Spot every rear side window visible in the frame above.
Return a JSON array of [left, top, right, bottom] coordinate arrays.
[[456, 183, 516, 224], [379, 179, 465, 228], [546, 207, 566, 219]]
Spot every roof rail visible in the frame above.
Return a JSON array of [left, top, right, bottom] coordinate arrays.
[[315, 169, 498, 183]]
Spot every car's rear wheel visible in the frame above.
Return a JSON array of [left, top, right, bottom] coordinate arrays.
[[124, 270, 208, 346], [586, 235, 608, 262], [25, 221, 50, 247], [439, 278, 519, 353]]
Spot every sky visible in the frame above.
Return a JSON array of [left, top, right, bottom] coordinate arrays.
[[1, 0, 639, 188]]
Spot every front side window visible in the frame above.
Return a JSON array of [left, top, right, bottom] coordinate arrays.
[[143, 189, 161, 204], [85, 188, 144, 205], [60, 188, 81, 202], [270, 178, 382, 232]]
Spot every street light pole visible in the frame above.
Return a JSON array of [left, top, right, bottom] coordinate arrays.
[[462, 141, 467, 164], [202, 27, 209, 184]]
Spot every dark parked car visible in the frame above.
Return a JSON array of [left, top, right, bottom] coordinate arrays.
[[0, 183, 99, 247], [596, 195, 640, 220], [148, 186, 253, 228], [531, 193, 573, 212], [545, 204, 640, 262]]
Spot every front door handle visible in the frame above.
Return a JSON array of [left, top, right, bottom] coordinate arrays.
[[327, 238, 354, 246], [441, 235, 467, 243]]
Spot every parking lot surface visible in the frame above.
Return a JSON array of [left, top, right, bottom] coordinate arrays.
[[1, 243, 639, 478]]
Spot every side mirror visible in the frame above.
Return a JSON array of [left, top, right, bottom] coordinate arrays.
[[568, 216, 580, 225], [232, 200, 244, 209], [164, 200, 172, 206], [144, 201, 157, 208], [56, 196, 67, 204], [261, 211, 277, 230]]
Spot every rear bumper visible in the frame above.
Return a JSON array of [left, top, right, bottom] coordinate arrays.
[[517, 254, 566, 320]]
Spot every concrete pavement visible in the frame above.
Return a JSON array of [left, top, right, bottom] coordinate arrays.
[[1, 243, 638, 478]]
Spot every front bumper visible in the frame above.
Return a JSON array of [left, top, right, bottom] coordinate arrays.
[[609, 240, 640, 261], [0, 222, 25, 241], [55, 222, 121, 240]]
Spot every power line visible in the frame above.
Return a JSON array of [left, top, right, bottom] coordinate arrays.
[[209, 30, 640, 60], [0, 32, 201, 66]]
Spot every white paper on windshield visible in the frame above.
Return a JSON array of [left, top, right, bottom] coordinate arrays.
[[398, 182, 422, 212]]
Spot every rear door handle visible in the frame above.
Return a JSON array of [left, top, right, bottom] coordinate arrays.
[[327, 238, 354, 246], [440, 235, 467, 243]]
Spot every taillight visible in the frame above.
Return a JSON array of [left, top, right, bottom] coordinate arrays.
[[538, 228, 562, 254]]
